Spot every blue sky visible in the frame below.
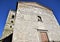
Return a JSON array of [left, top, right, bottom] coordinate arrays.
[[0, 0, 60, 38]]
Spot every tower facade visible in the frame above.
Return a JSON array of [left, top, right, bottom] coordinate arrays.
[[0, 10, 15, 42], [1, 2, 60, 42], [12, 2, 60, 42]]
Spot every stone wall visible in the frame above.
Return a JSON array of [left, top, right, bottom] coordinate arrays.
[[1, 10, 15, 40], [12, 2, 60, 42]]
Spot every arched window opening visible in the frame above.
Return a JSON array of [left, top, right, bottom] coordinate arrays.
[[11, 21, 13, 23], [12, 15, 14, 19], [10, 26, 12, 28], [37, 16, 42, 22]]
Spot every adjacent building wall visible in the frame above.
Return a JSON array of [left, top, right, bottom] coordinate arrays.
[[0, 10, 16, 40]]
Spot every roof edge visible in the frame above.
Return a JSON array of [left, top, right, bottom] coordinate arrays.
[[18, 1, 52, 11]]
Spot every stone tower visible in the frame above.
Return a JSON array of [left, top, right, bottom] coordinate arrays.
[[0, 10, 16, 42], [12, 2, 60, 42], [1, 2, 60, 42]]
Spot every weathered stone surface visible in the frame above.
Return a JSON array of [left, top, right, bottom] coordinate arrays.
[[11, 2, 60, 42], [0, 10, 15, 40]]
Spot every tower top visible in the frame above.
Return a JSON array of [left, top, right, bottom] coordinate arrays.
[[18, 2, 52, 11]]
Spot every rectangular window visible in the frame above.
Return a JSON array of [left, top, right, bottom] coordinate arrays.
[[40, 32, 49, 42]]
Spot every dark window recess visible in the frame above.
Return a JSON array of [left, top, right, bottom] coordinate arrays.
[[11, 21, 13, 23], [12, 15, 14, 19], [10, 26, 12, 28], [37, 16, 42, 22], [2, 33, 13, 42]]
